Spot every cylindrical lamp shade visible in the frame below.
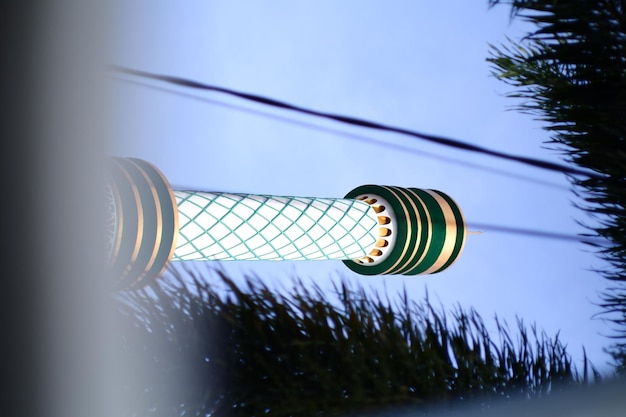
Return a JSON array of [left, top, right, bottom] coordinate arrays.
[[106, 158, 467, 287], [173, 191, 380, 261]]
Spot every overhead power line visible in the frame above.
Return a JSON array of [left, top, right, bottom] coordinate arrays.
[[114, 77, 569, 191], [111, 66, 604, 180], [467, 222, 609, 247]]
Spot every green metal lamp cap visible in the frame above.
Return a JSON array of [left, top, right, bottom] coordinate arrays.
[[107, 158, 178, 288], [343, 185, 466, 276]]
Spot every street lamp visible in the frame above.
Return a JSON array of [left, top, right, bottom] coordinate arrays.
[[107, 157, 466, 288]]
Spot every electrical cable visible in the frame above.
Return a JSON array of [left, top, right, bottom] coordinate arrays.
[[113, 77, 569, 191], [466, 223, 610, 246], [111, 66, 604, 180]]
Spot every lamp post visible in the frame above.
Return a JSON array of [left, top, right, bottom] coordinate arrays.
[[107, 158, 466, 288]]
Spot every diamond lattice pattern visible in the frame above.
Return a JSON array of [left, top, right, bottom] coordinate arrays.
[[173, 192, 378, 261]]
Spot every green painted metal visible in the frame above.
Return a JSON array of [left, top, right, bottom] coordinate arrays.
[[343, 185, 411, 275], [401, 188, 446, 275], [389, 186, 430, 275], [430, 190, 467, 274], [107, 158, 179, 288], [343, 184, 466, 276]]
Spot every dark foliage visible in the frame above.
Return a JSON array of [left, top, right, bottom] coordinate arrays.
[[488, 0, 626, 366], [114, 267, 596, 417]]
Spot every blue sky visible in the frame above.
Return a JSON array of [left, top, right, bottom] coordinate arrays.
[[109, 0, 614, 371]]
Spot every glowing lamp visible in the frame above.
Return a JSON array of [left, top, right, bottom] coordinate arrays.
[[106, 158, 466, 287]]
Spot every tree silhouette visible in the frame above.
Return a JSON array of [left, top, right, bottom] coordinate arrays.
[[488, 0, 626, 369], [115, 267, 595, 417]]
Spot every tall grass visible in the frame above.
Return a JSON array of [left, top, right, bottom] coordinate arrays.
[[115, 267, 598, 417]]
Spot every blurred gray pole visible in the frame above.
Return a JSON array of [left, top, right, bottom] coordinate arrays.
[[30, 1, 122, 417]]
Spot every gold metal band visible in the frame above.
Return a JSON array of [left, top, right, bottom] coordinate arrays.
[[420, 190, 458, 275]]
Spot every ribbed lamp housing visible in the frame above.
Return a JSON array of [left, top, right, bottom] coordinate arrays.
[[106, 158, 178, 288], [343, 185, 466, 275]]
